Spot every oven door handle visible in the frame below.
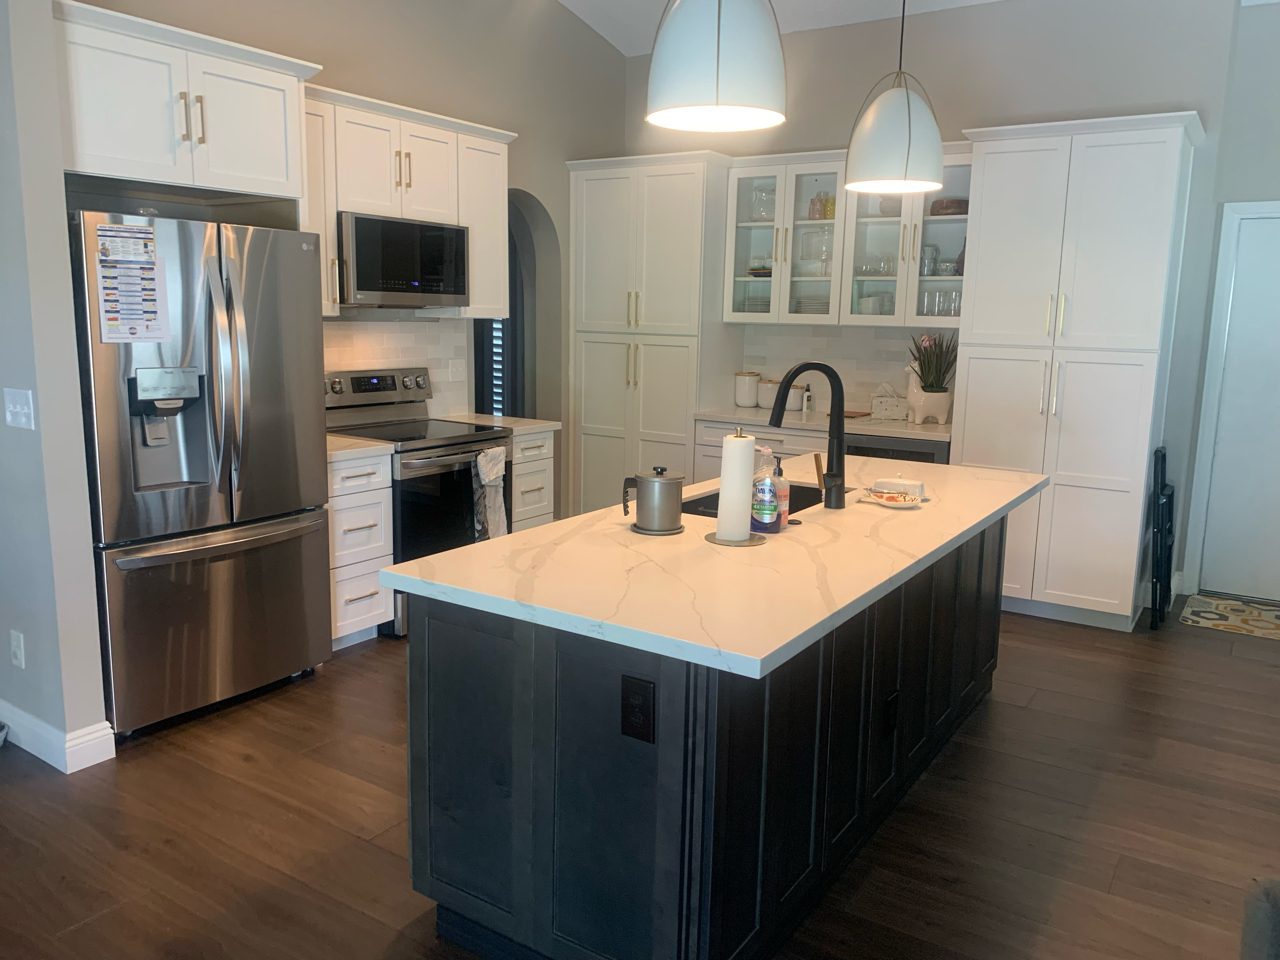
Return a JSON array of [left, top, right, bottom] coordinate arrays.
[[397, 450, 483, 477]]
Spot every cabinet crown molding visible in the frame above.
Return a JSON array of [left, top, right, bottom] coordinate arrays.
[[53, 0, 321, 79], [305, 84, 517, 144], [566, 150, 732, 171], [964, 111, 1204, 146]]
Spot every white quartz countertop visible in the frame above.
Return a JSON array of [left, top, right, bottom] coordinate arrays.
[[440, 413, 562, 436], [326, 434, 395, 462], [381, 456, 1045, 678], [697, 407, 951, 442]]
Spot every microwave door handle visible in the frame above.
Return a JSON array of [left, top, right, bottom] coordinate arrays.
[[224, 256, 251, 503], [205, 257, 232, 491]]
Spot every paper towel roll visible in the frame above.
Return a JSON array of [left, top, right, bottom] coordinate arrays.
[[716, 430, 755, 542]]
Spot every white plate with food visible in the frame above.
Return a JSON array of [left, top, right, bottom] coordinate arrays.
[[859, 489, 924, 509]]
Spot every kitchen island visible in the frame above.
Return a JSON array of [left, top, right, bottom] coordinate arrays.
[[382, 456, 1046, 960]]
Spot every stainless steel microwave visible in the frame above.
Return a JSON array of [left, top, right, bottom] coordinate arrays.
[[338, 211, 469, 308]]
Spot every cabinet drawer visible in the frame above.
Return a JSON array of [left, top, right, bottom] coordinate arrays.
[[694, 445, 723, 483], [327, 455, 391, 497], [512, 431, 556, 464], [331, 555, 393, 639], [329, 487, 392, 567], [512, 460, 554, 523], [694, 421, 827, 454], [512, 514, 554, 533]]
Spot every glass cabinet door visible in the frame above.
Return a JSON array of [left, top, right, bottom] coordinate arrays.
[[841, 190, 911, 325], [780, 164, 844, 325], [908, 161, 971, 327], [725, 167, 784, 321]]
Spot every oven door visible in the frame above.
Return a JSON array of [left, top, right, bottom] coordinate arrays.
[[392, 447, 512, 561]]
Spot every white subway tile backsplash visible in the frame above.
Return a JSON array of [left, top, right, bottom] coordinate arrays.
[[322, 316, 471, 416]]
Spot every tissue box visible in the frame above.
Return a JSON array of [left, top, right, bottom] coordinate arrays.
[[870, 395, 909, 420]]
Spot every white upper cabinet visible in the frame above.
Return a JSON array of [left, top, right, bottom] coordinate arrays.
[[575, 170, 636, 333], [401, 121, 458, 224], [458, 134, 509, 318], [54, 2, 317, 198], [1055, 129, 1185, 351], [962, 137, 1071, 346], [302, 101, 339, 317], [334, 106, 401, 217]]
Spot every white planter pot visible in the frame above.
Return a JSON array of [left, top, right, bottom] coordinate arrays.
[[905, 367, 952, 425]]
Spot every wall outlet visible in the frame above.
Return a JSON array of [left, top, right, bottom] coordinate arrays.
[[10, 630, 24, 670], [4, 388, 35, 430], [449, 359, 466, 382]]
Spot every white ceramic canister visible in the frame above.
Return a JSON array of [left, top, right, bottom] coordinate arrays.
[[735, 371, 761, 407], [756, 379, 780, 409], [786, 383, 804, 411]]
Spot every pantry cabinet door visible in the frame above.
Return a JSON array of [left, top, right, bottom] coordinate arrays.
[[631, 335, 697, 480], [1055, 129, 1185, 351], [302, 101, 340, 316], [401, 121, 458, 224], [576, 333, 632, 513], [962, 137, 1071, 347], [334, 106, 401, 217], [574, 170, 636, 333], [57, 22, 194, 185], [634, 165, 704, 336], [458, 135, 509, 318], [187, 54, 302, 198], [1032, 351, 1156, 614]]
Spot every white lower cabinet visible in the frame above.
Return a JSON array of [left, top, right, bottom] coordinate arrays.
[[331, 555, 394, 640], [512, 459, 553, 523], [694, 444, 722, 483], [328, 487, 392, 568], [512, 514, 554, 533], [576, 333, 697, 513], [692, 420, 829, 484], [326, 455, 394, 644]]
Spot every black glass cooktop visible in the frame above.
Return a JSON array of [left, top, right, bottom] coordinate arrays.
[[330, 419, 510, 453]]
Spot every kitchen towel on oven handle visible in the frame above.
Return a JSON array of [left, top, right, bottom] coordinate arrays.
[[473, 446, 508, 539]]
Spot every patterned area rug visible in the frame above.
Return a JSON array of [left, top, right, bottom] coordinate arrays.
[[1179, 594, 1280, 638]]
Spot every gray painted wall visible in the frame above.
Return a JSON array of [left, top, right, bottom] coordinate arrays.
[[0, 0, 105, 734]]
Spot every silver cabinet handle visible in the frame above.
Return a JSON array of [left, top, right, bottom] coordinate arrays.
[[339, 470, 378, 480], [331, 258, 339, 305], [194, 94, 207, 144], [633, 343, 640, 387], [405, 151, 412, 189], [627, 290, 632, 327], [1057, 293, 1067, 337], [341, 522, 380, 533], [1045, 294, 1053, 337], [1050, 360, 1061, 416], [179, 92, 191, 142], [395, 150, 402, 188], [1039, 359, 1047, 414], [520, 486, 546, 494], [344, 589, 380, 604], [520, 443, 545, 452]]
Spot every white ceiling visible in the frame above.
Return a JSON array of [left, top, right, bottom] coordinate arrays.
[[556, 0, 1015, 58]]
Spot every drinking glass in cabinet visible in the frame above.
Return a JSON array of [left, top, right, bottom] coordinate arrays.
[[912, 162, 971, 320]]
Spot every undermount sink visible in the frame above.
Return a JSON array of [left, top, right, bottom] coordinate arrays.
[[682, 484, 827, 519]]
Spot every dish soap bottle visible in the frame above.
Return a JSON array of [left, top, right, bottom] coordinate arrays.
[[774, 455, 790, 527], [751, 445, 781, 534]]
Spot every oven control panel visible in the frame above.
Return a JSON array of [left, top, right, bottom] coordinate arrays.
[[324, 367, 433, 407]]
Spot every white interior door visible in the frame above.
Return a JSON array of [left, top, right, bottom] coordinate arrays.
[[400, 122, 458, 224], [57, 23, 193, 185], [575, 170, 636, 332], [951, 345, 1052, 598], [303, 101, 339, 316], [962, 137, 1071, 346], [334, 107, 400, 216], [1055, 129, 1184, 351], [186, 54, 301, 198], [1033, 351, 1156, 614], [631, 335, 697, 480], [634, 164, 704, 336], [1199, 214, 1280, 602], [576, 333, 632, 512], [458, 135, 508, 318]]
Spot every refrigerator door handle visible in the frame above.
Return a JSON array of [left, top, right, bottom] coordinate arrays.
[[112, 511, 326, 570], [224, 256, 252, 504], [206, 256, 233, 488]]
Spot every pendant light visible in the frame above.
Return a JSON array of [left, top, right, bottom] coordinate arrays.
[[646, 0, 786, 133], [844, 0, 943, 193]]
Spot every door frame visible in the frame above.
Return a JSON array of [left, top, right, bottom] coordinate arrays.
[[1182, 201, 1280, 595]]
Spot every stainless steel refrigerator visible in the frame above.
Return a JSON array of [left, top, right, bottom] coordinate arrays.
[[71, 211, 331, 734]]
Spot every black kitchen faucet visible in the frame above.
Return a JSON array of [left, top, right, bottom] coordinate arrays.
[[768, 362, 846, 509]]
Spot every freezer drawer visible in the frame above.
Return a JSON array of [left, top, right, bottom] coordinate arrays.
[[98, 510, 332, 732]]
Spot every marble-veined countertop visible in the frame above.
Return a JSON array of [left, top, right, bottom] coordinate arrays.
[[326, 434, 395, 463], [697, 407, 952, 442], [380, 455, 1045, 678]]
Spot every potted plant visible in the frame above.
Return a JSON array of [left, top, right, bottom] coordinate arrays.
[[905, 331, 958, 424]]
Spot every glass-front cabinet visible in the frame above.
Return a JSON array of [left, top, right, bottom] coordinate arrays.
[[723, 160, 846, 325], [840, 153, 972, 327]]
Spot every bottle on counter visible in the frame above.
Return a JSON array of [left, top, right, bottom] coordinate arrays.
[[774, 456, 790, 526], [751, 445, 781, 534], [803, 383, 813, 413]]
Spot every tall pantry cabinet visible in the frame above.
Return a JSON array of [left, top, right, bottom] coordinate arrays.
[[569, 154, 740, 514], [950, 113, 1202, 626]]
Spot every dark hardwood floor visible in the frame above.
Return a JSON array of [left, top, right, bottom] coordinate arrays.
[[1, 605, 1275, 959]]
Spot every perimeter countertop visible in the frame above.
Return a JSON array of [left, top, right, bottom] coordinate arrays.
[[697, 406, 952, 442], [440, 413, 562, 436], [326, 434, 395, 463], [381, 455, 1044, 678]]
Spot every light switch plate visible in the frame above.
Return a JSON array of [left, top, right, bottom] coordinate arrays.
[[4, 388, 35, 430], [10, 630, 24, 670], [449, 359, 466, 382]]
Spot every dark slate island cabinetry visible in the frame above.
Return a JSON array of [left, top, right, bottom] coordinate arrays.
[[407, 518, 1007, 960]]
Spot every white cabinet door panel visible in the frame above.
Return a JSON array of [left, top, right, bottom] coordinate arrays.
[[329, 487, 393, 568], [58, 23, 193, 184], [632, 336, 696, 477], [1055, 129, 1184, 351], [400, 122, 457, 224], [1002, 496, 1040, 600], [458, 134, 508, 317], [512, 460, 554, 522], [951, 346, 1051, 472], [1033, 350, 1156, 613], [694, 445, 722, 483], [331, 556, 394, 639], [576, 333, 631, 512], [334, 107, 400, 216], [575, 171, 635, 332], [303, 101, 340, 316], [187, 54, 301, 197], [635, 165, 703, 336], [962, 137, 1071, 346]]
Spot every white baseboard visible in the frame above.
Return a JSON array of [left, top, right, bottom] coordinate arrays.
[[0, 697, 114, 773], [333, 625, 378, 652], [1171, 569, 1186, 598], [1002, 595, 1139, 633]]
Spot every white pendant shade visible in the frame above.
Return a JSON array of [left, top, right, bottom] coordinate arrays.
[[646, 0, 786, 132], [844, 86, 943, 193]]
